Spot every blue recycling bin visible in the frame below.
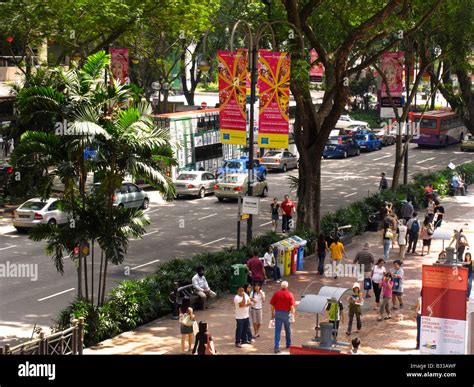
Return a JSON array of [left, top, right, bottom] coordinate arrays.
[[290, 236, 307, 271]]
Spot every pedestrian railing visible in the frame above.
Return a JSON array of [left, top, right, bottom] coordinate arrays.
[[1, 317, 84, 355]]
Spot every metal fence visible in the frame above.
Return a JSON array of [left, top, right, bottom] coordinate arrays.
[[1, 317, 84, 355]]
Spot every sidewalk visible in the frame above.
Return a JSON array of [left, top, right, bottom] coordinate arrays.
[[68, 193, 474, 354]]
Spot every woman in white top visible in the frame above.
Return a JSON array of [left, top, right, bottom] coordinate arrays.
[[263, 246, 282, 282], [371, 258, 387, 310], [250, 283, 265, 338]]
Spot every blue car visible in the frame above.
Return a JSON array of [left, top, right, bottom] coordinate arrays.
[[353, 133, 382, 151], [323, 135, 360, 159], [216, 157, 268, 180]]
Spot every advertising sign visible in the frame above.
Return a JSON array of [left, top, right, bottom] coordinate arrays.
[[110, 48, 130, 85], [380, 52, 404, 97], [218, 50, 248, 145], [309, 49, 323, 82], [257, 51, 291, 149], [420, 265, 468, 354], [242, 197, 260, 215]]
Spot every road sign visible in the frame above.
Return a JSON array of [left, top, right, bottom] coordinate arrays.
[[240, 213, 250, 221], [242, 197, 260, 215]]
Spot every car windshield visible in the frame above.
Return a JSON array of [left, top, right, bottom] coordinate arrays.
[[20, 200, 47, 211], [223, 161, 242, 169], [177, 174, 197, 181], [355, 134, 368, 140], [264, 151, 282, 157], [221, 175, 246, 184]]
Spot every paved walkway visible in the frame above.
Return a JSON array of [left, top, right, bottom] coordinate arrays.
[[85, 191, 474, 355]]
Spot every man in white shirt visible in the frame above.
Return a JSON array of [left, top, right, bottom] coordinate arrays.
[[234, 286, 251, 348], [263, 246, 282, 283], [397, 219, 408, 260], [192, 266, 216, 309]]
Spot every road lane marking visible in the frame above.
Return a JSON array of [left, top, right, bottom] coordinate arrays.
[[38, 288, 75, 302], [143, 230, 159, 237], [259, 221, 273, 227], [373, 155, 392, 161], [0, 245, 17, 251], [131, 259, 161, 271], [416, 157, 436, 164], [147, 209, 160, 214], [408, 155, 416, 159], [198, 213, 218, 220], [344, 192, 357, 198], [202, 237, 226, 246]]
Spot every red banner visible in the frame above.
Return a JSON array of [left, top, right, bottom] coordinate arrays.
[[110, 48, 130, 85], [257, 51, 290, 149], [218, 50, 247, 145], [380, 52, 404, 97], [309, 49, 323, 82]]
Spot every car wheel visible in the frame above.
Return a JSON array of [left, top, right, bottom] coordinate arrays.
[[142, 198, 150, 209], [217, 197, 224, 202], [343, 151, 348, 159], [175, 194, 180, 199], [47, 218, 56, 225], [15, 227, 26, 233], [282, 164, 287, 173], [356, 148, 360, 156], [261, 186, 268, 198], [199, 187, 205, 199]]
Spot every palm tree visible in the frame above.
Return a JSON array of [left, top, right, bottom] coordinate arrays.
[[12, 51, 176, 305]]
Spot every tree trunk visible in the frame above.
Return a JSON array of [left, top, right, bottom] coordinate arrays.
[[83, 250, 89, 302], [97, 249, 104, 307], [91, 239, 94, 305], [455, 68, 474, 134], [100, 258, 108, 306]]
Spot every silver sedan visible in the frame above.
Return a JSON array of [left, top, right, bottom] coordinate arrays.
[[12, 198, 68, 232], [260, 150, 298, 172], [174, 171, 217, 199]]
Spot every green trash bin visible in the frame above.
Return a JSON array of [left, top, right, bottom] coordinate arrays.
[[229, 264, 248, 294]]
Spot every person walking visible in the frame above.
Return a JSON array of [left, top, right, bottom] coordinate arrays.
[[420, 217, 434, 256], [397, 219, 408, 261], [353, 243, 375, 298], [234, 286, 251, 348], [391, 260, 404, 309], [270, 198, 280, 232], [433, 200, 445, 228], [263, 246, 282, 283], [329, 237, 347, 279], [270, 281, 296, 353], [407, 212, 420, 255], [377, 272, 393, 321], [426, 195, 436, 223], [179, 298, 195, 353], [448, 229, 469, 260], [317, 234, 329, 275], [382, 222, 394, 260], [379, 172, 388, 191], [346, 283, 363, 336], [250, 283, 265, 338], [192, 321, 216, 355], [400, 200, 414, 224], [371, 258, 387, 310], [247, 254, 266, 285], [192, 266, 217, 309], [280, 195, 295, 233], [326, 299, 344, 342]]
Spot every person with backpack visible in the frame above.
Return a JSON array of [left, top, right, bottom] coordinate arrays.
[[407, 212, 420, 255]]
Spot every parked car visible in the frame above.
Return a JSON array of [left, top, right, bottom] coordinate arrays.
[[460, 133, 474, 151], [372, 128, 396, 146], [174, 171, 217, 198], [214, 174, 268, 201], [353, 132, 382, 151], [216, 157, 267, 180], [91, 182, 149, 209], [323, 135, 360, 159], [260, 150, 298, 172], [12, 198, 68, 232], [336, 115, 369, 129]]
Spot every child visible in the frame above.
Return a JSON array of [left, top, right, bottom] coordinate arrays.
[[346, 282, 363, 335], [377, 272, 393, 321], [391, 260, 404, 309]]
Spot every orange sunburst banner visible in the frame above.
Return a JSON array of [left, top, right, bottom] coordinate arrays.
[[218, 50, 248, 145], [257, 51, 291, 149]]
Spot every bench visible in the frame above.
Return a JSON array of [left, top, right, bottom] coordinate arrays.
[[169, 284, 204, 312]]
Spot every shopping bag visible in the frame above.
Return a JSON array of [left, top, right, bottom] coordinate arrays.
[[268, 319, 275, 329]]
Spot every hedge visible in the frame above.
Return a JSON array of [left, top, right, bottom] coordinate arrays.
[[53, 162, 474, 347]]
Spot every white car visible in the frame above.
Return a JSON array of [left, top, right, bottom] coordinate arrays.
[[174, 171, 217, 198], [336, 115, 369, 129], [12, 198, 68, 232]]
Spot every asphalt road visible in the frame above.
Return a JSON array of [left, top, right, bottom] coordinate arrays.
[[1, 143, 473, 344]]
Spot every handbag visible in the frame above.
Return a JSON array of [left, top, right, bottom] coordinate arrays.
[[427, 226, 434, 236], [385, 229, 393, 239], [205, 333, 215, 355], [363, 278, 372, 290], [181, 313, 193, 327]]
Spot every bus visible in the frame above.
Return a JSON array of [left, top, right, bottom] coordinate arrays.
[[410, 109, 467, 147]]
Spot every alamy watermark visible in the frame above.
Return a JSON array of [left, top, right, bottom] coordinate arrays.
[[0, 261, 38, 281], [324, 262, 365, 281]]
